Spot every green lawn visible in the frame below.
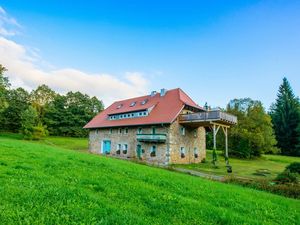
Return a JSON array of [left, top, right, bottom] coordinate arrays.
[[0, 132, 88, 152], [175, 150, 300, 180], [0, 135, 299, 224]]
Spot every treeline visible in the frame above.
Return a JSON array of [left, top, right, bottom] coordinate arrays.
[[0, 65, 103, 138], [207, 77, 300, 158]]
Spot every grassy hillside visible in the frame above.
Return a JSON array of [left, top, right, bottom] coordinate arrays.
[[0, 136, 299, 224], [176, 150, 300, 180]]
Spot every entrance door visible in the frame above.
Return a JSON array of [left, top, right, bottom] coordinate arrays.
[[136, 144, 142, 159], [102, 140, 111, 154]]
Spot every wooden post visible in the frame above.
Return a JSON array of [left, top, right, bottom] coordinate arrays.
[[213, 124, 216, 150]]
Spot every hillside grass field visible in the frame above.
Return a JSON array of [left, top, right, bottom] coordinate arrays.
[[175, 150, 300, 180], [0, 134, 299, 224]]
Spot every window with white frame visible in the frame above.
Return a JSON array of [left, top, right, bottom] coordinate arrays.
[[117, 144, 121, 154], [119, 128, 122, 134], [125, 128, 129, 134], [123, 144, 128, 154], [180, 147, 185, 158], [180, 127, 185, 136], [194, 129, 197, 138], [194, 147, 198, 158], [150, 145, 156, 157], [109, 128, 113, 134]]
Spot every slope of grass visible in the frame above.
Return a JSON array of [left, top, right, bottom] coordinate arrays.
[[175, 150, 300, 179], [0, 136, 299, 224], [0, 132, 88, 151]]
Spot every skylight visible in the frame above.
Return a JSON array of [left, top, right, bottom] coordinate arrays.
[[117, 104, 123, 109], [130, 101, 136, 107], [141, 99, 148, 105]]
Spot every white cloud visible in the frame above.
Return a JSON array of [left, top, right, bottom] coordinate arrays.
[[0, 6, 21, 36], [0, 36, 150, 106]]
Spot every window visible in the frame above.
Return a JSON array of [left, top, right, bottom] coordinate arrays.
[[150, 146, 156, 157], [143, 112, 147, 116], [180, 127, 185, 136], [125, 128, 129, 134], [130, 102, 136, 107], [141, 99, 148, 105], [194, 129, 197, 138], [152, 127, 156, 134], [109, 128, 113, 134], [137, 128, 142, 134], [117, 104, 123, 109], [123, 144, 128, 154], [180, 147, 185, 158], [194, 148, 198, 158], [117, 144, 121, 154], [96, 129, 99, 134], [119, 128, 122, 134]]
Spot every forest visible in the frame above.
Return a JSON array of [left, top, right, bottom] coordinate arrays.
[[1, 64, 300, 157]]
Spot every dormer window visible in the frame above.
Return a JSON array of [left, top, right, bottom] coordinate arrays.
[[117, 104, 123, 109], [141, 99, 148, 105], [130, 102, 136, 107]]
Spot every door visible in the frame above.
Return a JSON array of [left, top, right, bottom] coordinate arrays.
[[102, 140, 111, 154], [136, 144, 142, 159]]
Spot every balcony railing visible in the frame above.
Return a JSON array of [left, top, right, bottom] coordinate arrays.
[[136, 134, 167, 143], [180, 110, 237, 125]]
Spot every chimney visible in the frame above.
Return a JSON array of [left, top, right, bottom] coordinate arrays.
[[160, 88, 167, 97], [150, 91, 157, 97]]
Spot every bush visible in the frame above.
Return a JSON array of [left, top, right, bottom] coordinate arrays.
[[275, 170, 298, 184], [225, 177, 300, 199], [31, 123, 48, 140], [286, 162, 300, 174]]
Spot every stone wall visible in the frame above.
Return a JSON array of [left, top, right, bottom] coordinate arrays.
[[88, 109, 206, 165], [88, 125, 170, 165], [168, 110, 206, 164]]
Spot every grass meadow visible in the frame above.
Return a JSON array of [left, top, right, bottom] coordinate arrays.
[[0, 134, 299, 224]]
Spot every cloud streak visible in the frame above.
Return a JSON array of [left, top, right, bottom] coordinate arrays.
[[0, 6, 150, 106], [0, 6, 21, 36], [0, 37, 149, 105]]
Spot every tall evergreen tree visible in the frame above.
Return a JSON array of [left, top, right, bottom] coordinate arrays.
[[270, 78, 300, 156]]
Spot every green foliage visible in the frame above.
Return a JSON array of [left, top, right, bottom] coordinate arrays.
[[286, 162, 300, 174], [226, 177, 300, 199], [275, 170, 298, 184], [0, 66, 104, 137], [227, 98, 278, 158], [270, 77, 300, 156], [0, 65, 10, 113], [44, 91, 103, 137], [0, 88, 30, 132], [20, 106, 38, 139], [0, 136, 299, 224]]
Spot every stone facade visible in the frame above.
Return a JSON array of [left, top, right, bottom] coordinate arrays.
[[88, 109, 206, 165]]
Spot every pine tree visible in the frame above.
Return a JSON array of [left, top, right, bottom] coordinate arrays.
[[270, 78, 300, 156]]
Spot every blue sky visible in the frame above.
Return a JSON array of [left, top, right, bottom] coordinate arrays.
[[0, 0, 299, 108]]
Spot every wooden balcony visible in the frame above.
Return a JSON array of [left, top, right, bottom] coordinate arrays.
[[179, 110, 237, 127], [136, 134, 167, 143]]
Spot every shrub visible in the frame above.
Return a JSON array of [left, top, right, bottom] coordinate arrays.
[[225, 177, 300, 199], [275, 170, 298, 184], [286, 162, 300, 174]]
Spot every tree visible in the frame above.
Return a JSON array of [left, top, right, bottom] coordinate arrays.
[[30, 85, 56, 122], [227, 98, 278, 158], [20, 106, 47, 140], [0, 88, 30, 132], [44, 92, 103, 137], [270, 78, 300, 156], [0, 65, 10, 113]]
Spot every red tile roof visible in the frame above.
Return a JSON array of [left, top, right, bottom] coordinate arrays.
[[84, 88, 203, 128]]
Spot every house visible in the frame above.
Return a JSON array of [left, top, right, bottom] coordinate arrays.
[[84, 88, 237, 165]]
